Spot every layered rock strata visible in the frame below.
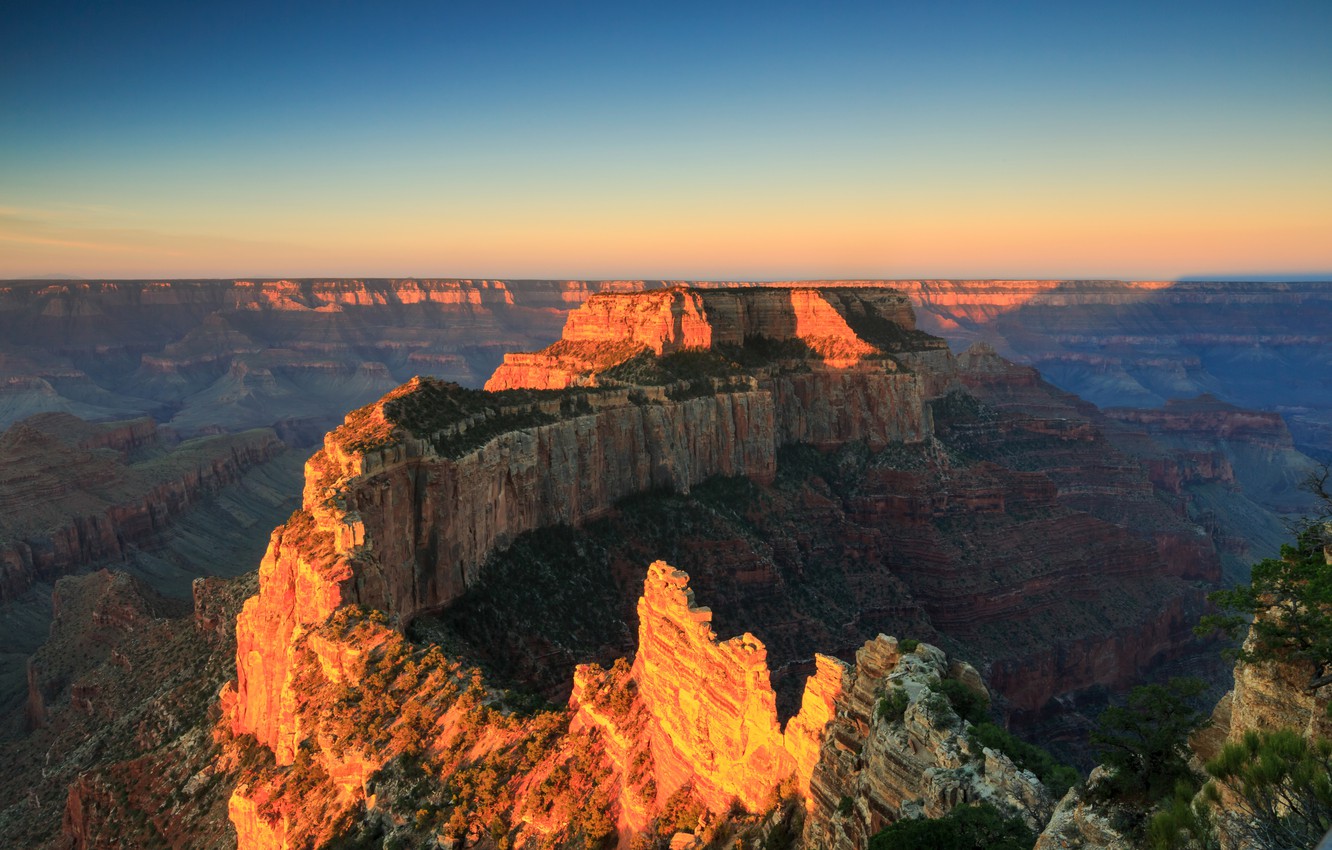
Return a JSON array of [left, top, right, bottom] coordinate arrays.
[[221, 285, 1230, 848], [485, 287, 924, 390], [5, 277, 1327, 450], [224, 550, 1046, 850], [627, 560, 843, 812], [804, 637, 1054, 850], [0, 413, 286, 600], [0, 278, 649, 435], [0, 569, 253, 849]]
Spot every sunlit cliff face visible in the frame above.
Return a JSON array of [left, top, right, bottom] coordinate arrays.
[[485, 286, 927, 391]]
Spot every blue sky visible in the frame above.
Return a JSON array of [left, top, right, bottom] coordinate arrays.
[[2, 0, 1329, 279]]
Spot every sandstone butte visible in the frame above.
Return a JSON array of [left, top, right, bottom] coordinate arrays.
[[217, 286, 1211, 848], [227, 287, 938, 763]]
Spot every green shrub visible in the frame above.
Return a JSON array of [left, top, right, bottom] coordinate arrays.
[[1090, 678, 1210, 805], [876, 689, 909, 724], [1198, 503, 1332, 692], [928, 678, 989, 725], [898, 638, 920, 653], [868, 803, 1034, 850], [923, 692, 955, 729], [1146, 780, 1217, 850], [1204, 728, 1332, 850], [968, 722, 1080, 797]]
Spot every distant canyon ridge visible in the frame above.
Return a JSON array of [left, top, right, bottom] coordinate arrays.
[[2, 278, 1329, 458]]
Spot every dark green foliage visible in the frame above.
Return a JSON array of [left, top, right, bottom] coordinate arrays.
[[1146, 780, 1219, 850], [1197, 501, 1332, 692], [876, 689, 909, 724], [723, 335, 819, 367], [604, 349, 744, 386], [968, 722, 1081, 797], [582, 657, 639, 720], [1090, 678, 1210, 804], [761, 807, 802, 850], [923, 691, 955, 729], [1140, 475, 1332, 850], [1204, 728, 1332, 850], [408, 522, 627, 693], [384, 379, 556, 437], [431, 406, 559, 458], [867, 803, 1034, 850], [928, 677, 990, 725], [897, 638, 919, 652], [655, 784, 705, 838], [928, 390, 988, 424]]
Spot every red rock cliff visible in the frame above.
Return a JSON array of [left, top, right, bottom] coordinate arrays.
[[228, 288, 935, 760], [486, 287, 920, 390]]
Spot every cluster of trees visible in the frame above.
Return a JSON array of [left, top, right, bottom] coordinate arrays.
[[868, 803, 1033, 850]]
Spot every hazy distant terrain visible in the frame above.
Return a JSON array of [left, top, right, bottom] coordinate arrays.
[[4, 278, 1326, 450]]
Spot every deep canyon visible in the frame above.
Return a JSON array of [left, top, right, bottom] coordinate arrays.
[[0, 279, 1326, 849]]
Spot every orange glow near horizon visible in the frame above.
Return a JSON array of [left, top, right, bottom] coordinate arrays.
[[3, 192, 1330, 281]]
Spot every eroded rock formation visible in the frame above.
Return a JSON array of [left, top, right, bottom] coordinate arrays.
[[228, 288, 937, 761], [804, 637, 1053, 850], [0, 569, 253, 849], [627, 560, 842, 813]]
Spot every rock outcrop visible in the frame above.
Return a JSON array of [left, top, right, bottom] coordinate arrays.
[[227, 286, 1231, 780], [214, 285, 1240, 849], [1218, 630, 1332, 747], [485, 287, 927, 390], [628, 560, 843, 812], [804, 637, 1054, 850], [0, 569, 253, 849], [223, 547, 1052, 850], [1032, 767, 1134, 850]]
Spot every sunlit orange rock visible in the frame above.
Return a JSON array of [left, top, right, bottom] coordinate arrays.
[[227, 289, 939, 764], [630, 560, 845, 813], [227, 788, 287, 850], [485, 286, 918, 391]]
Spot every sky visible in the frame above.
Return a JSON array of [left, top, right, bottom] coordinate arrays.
[[1, 0, 1329, 280]]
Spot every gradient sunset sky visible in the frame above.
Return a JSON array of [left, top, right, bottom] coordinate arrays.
[[2, 0, 1329, 280]]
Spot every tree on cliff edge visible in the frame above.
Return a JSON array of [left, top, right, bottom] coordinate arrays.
[[1198, 466, 1332, 692], [1090, 678, 1211, 804]]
